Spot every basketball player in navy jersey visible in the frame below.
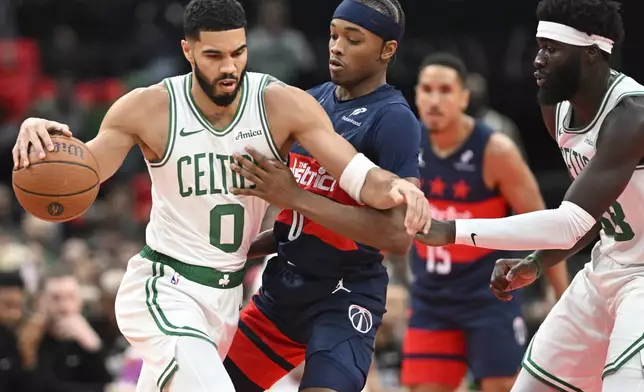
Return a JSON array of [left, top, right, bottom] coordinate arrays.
[[401, 53, 569, 392], [223, 0, 420, 391]]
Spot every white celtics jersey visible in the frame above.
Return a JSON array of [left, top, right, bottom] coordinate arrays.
[[556, 70, 644, 264], [145, 72, 284, 271]]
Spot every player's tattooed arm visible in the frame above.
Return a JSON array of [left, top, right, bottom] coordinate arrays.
[[265, 75, 288, 88], [418, 96, 644, 252]]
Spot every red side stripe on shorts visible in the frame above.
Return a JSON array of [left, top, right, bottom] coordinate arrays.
[[241, 300, 306, 367], [227, 327, 289, 390], [402, 329, 466, 356], [401, 357, 467, 388]]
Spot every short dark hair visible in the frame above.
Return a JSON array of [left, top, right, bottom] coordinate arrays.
[[0, 271, 24, 289], [536, 0, 625, 48], [353, 0, 406, 32], [420, 52, 468, 84], [38, 264, 75, 292], [184, 0, 247, 40]]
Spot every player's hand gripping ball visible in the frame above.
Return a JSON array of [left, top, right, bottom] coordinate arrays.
[[12, 120, 99, 222]]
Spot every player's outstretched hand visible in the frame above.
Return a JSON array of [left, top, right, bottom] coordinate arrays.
[[388, 178, 431, 235], [490, 257, 540, 301], [13, 117, 73, 169], [230, 147, 303, 209]]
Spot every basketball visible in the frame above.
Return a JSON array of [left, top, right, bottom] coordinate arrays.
[[12, 135, 100, 222]]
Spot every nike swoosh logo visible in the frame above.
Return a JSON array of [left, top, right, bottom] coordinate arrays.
[[471, 233, 477, 246], [179, 128, 205, 137]]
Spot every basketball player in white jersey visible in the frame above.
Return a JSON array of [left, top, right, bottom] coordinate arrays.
[[11, 1, 431, 391], [415, 0, 644, 390]]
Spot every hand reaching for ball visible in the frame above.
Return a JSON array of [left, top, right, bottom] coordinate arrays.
[[13, 117, 73, 169]]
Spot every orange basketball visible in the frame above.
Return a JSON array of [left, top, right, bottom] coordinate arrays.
[[12, 135, 100, 222]]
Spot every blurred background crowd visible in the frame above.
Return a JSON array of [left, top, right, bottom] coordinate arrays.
[[0, 0, 641, 391]]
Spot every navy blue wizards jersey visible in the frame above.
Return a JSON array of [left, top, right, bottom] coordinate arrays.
[[411, 121, 515, 303], [273, 82, 421, 279]]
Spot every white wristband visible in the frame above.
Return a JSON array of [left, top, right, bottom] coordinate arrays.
[[339, 153, 378, 204]]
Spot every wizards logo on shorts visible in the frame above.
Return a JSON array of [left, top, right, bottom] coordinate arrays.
[[348, 304, 373, 334]]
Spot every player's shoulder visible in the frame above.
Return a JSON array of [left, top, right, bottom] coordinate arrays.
[[369, 99, 419, 138], [599, 94, 644, 147], [103, 82, 168, 131], [306, 82, 335, 100], [484, 128, 522, 160], [603, 94, 644, 133], [261, 78, 326, 130], [375, 98, 414, 117], [369, 89, 414, 122], [116, 83, 168, 113], [262, 77, 316, 109], [612, 94, 644, 118]]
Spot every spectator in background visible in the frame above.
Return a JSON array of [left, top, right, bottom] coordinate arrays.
[[29, 266, 111, 392], [42, 25, 84, 78], [247, 0, 316, 84], [0, 271, 32, 391], [466, 72, 527, 159], [0, 0, 17, 38], [28, 75, 88, 140]]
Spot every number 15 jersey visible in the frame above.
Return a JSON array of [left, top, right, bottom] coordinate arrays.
[[556, 70, 644, 265], [411, 122, 513, 303]]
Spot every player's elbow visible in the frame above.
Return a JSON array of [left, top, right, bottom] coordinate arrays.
[[382, 207, 414, 255], [552, 201, 597, 250], [388, 235, 413, 256]]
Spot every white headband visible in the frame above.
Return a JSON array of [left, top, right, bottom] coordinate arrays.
[[536, 21, 614, 54]]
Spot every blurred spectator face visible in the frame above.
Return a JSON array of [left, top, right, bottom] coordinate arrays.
[[42, 276, 82, 321], [21, 214, 59, 244], [259, 0, 287, 32], [60, 238, 91, 265], [181, 29, 248, 107], [328, 19, 394, 88], [106, 186, 133, 215], [74, 261, 101, 286], [0, 286, 24, 329], [465, 72, 489, 115], [416, 65, 470, 132]]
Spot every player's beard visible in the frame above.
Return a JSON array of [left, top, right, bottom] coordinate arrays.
[[537, 55, 582, 105], [194, 60, 246, 107]]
